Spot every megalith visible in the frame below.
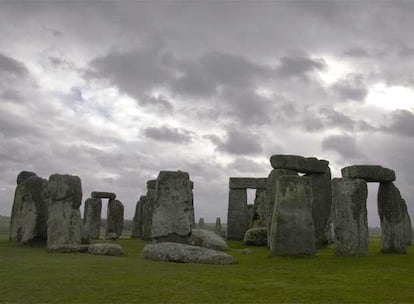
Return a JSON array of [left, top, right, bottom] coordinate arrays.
[[378, 182, 408, 254], [198, 217, 205, 228], [47, 174, 83, 248], [131, 198, 143, 238], [152, 171, 193, 243], [83, 197, 102, 239], [269, 175, 315, 256], [215, 217, 222, 236], [106, 199, 124, 239], [331, 178, 368, 256], [401, 199, 412, 246], [9, 171, 49, 246], [141, 179, 156, 240], [270, 154, 329, 174], [253, 189, 267, 228], [341, 165, 395, 182]]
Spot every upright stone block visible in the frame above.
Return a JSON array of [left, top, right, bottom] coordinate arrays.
[[253, 189, 267, 228], [378, 182, 408, 253], [83, 197, 102, 239], [331, 178, 368, 256], [141, 179, 156, 240], [401, 199, 412, 246], [269, 175, 315, 256], [10, 172, 49, 246], [198, 218, 205, 228], [215, 217, 222, 236], [106, 199, 124, 239], [152, 171, 193, 243], [47, 174, 83, 248], [131, 198, 143, 238], [306, 167, 332, 248], [227, 188, 248, 240]]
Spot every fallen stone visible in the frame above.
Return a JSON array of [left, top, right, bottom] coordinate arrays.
[[88, 243, 124, 256], [269, 175, 315, 256], [142, 242, 235, 265], [270, 154, 329, 174], [189, 228, 229, 251], [152, 171, 193, 243], [91, 191, 116, 200], [341, 165, 396, 182], [48, 244, 89, 253], [378, 182, 408, 254], [229, 177, 267, 189], [83, 197, 102, 239], [243, 227, 268, 246], [106, 199, 124, 239], [332, 178, 368, 256]]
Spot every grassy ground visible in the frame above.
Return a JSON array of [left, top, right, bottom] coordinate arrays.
[[1, 229, 413, 304]]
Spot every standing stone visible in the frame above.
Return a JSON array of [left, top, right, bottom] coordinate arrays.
[[306, 167, 332, 248], [227, 188, 248, 240], [253, 189, 266, 228], [247, 204, 255, 228], [106, 199, 124, 239], [152, 171, 193, 243], [10, 172, 49, 246], [331, 178, 368, 256], [198, 218, 205, 228], [47, 174, 82, 248], [265, 169, 297, 243], [189, 181, 195, 227], [214, 217, 222, 236], [141, 179, 157, 240], [131, 198, 143, 238], [270, 175, 315, 256], [378, 182, 408, 253], [401, 199, 412, 246], [83, 197, 102, 239]]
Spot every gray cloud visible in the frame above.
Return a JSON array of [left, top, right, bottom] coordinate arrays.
[[320, 108, 356, 130], [385, 110, 414, 137], [0, 53, 29, 77], [331, 73, 368, 102], [276, 55, 326, 79], [343, 47, 372, 58], [144, 126, 193, 143], [322, 134, 365, 160]]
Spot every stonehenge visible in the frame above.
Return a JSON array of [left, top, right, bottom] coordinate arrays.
[[83, 197, 102, 239], [106, 199, 124, 239]]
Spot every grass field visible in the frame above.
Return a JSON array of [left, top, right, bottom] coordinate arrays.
[[1, 218, 413, 303]]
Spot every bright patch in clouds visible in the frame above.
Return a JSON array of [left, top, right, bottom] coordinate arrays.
[[317, 56, 354, 85], [366, 84, 414, 111]]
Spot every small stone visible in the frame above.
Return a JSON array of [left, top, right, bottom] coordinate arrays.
[[270, 154, 329, 174], [341, 165, 396, 182], [88, 243, 124, 256], [243, 227, 267, 246], [142, 242, 235, 264], [91, 191, 116, 200], [189, 228, 229, 251]]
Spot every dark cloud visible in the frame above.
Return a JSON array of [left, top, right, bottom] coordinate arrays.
[[385, 110, 414, 137], [144, 126, 193, 143], [276, 55, 326, 79], [331, 73, 368, 102], [320, 108, 356, 130], [343, 47, 371, 58], [0, 53, 29, 77], [210, 127, 263, 156], [322, 134, 365, 160], [303, 116, 325, 132]]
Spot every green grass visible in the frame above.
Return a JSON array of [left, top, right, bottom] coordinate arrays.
[[1, 233, 413, 304]]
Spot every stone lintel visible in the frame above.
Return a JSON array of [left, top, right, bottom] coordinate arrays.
[[229, 177, 267, 189]]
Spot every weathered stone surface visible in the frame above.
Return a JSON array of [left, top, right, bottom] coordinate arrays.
[[332, 178, 368, 256], [141, 179, 157, 240], [152, 171, 193, 243], [215, 217, 222, 236], [270, 175, 315, 256], [306, 167, 332, 248], [131, 198, 143, 238], [401, 199, 412, 246], [16, 171, 36, 185], [270, 154, 329, 174], [243, 227, 267, 246], [91, 191, 116, 200], [198, 218, 205, 228], [106, 199, 124, 239], [10, 173, 49, 246], [48, 244, 89, 253], [378, 182, 408, 253], [147, 180, 157, 190], [47, 174, 83, 249], [229, 177, 267, 189], [265, 169, 297, 243], [253, 189, 266, 228], [189, 228, 229, 251], [247, 204, 255, 228], [142, 242, 235, 264], [83, 197, 102, 239], [227, 188, 248, 240], [88, 243, 124, 256], [341, 165, 396, 182]]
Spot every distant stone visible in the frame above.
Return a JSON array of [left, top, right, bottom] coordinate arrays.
[[401, 199, 413, 246], [189, 228, 229, 251], [269, 175, 315, 256], [227, 187, 248, 241], [91, 191, 116, 200], [243, 227, 267, 246], [88, 243, 124, 256], [341, 165, 396, 182], [142, 242, 235, 265], [378, 182, 408, 253], [47, 174, 83, 249], [10, 173, 49, 246], [198, 217, 205, 228], [152, 171, 193, 243], [215, 217, 222, 236], [229, 177, 267, 189], [131, 199, 143, 238], [48, 244, 89, 253], [106, 199, 124, 239], [332, 178, 368, 256], [270, 154, 329, 174], [83, 197, 102, 239], [16, 171, 36, 185]]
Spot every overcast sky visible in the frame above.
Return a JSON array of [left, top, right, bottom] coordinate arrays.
[[1, 1, 414, 226]]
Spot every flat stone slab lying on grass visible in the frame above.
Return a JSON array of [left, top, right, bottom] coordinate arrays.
[[142, 242, 235, 264], [91, 191, 116, 200], [88, 243, 124, 256], [48, 244, 89, 253], [270, 154, 329, 174], [189, 228, 229, 251], [243, 227, 267, 246], [341, 165, 396, 182]]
